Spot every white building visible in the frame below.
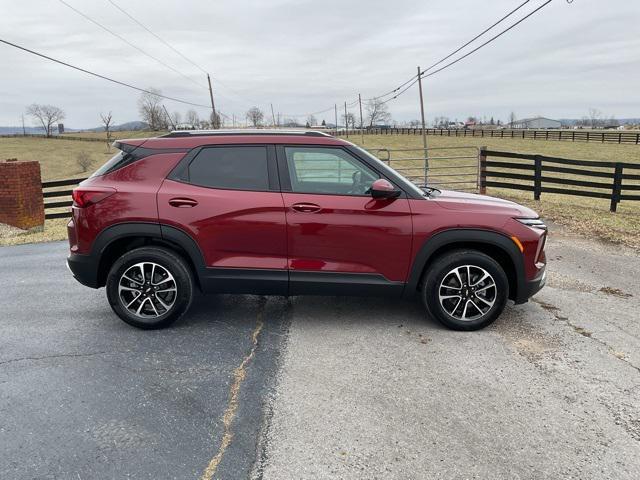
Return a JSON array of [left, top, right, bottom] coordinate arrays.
[[509, 117, 562, 129]]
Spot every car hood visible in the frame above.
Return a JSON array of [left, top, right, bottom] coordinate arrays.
[[434, 189, 538, 217]]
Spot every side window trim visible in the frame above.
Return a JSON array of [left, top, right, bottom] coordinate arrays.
[[167, 144, 279, 192], [275, 145, 403, 198]]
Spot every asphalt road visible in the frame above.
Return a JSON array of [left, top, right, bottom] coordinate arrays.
[[2, 226, 640, 479], [0, 241, 289, 480], [256, 225, 640, 479]]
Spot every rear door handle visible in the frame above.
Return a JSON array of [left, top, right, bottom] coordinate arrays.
[[169, 197, 198, 208], [291, 202, 321, 213]]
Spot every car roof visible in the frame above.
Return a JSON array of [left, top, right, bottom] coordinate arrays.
[[118, 129, 351, 150]]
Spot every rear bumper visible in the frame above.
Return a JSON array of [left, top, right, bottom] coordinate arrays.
[[67, 253, 99, 288], [515, 267, 546, 304]]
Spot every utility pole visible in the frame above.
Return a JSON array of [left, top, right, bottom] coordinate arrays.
[[417, 66, 428, 184], [206, 73, 218, 129], [358, 93, 364, 145], [344, 101, 349, 138], [21, 114, 25, 136], [232, 114, 236, 128], [270, 103, 277, 127], [334, 104, 338, 136], [162, 104, 175, 130]]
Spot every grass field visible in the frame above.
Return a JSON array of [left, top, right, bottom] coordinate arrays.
[[1, 131, 639, 248], [343, 134, 640, 249]]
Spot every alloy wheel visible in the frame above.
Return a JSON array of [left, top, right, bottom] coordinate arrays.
[[438, 265, 497, 321], [118, 262, 177, 318]]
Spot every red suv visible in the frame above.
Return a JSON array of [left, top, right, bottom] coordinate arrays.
[[67, 130, 546, 331]]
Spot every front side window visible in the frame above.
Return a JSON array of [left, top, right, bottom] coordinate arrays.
[[185, 146, 269, 191], [284, 147, 379, 195]]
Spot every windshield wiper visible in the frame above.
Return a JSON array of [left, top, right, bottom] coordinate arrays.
[[420, 185, 441, 197]]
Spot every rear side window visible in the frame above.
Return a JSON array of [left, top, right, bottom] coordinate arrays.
[[91, 142, 147, 177], [182, 146, 269, 191]]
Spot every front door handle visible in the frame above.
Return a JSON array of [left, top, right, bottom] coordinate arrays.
[[291, 202, 321, 213], [169, 197, 198, 208]]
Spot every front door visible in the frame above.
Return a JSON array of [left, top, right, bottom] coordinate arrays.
[[158, 144, 287, 294], [277, 145, 413, 296]]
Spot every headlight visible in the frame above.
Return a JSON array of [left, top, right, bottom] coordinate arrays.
[[516, 218, 547, 230]]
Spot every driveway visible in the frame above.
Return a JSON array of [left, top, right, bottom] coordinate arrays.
[[1, 226, 639, 479], [0, 242, 289, 479]]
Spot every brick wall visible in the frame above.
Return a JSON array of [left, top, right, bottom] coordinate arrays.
[[0, 160, 44, 230]]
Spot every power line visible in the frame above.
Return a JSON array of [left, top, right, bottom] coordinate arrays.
[[0, 38, 211, 108], [106, 0, 208, 75], [380, 0, 555, 105], [58, 0, 205, 89], [365, 0, 531, 102], [307, 0, 553, 114], [421, 0, 554, 80], [421, 0, 532, 75]]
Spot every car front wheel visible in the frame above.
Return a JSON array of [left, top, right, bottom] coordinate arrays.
[[422, 250, 509, 331], [106, 246, 194, 329]]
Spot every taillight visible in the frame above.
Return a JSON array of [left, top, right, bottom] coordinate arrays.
[[72, 187, 116, 208]]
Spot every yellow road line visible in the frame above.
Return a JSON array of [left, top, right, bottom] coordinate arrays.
[[200, 303, 265, 480]]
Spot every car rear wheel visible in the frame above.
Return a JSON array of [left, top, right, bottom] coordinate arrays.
[[422, 250, 508, 331], [106, 247, 194, 329]]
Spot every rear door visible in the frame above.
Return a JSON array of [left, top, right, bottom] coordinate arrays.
[[157, 144, 288, 294], [277, 145, 413, 296]]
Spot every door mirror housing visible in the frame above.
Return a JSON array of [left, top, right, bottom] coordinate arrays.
[[370, 179, 401, 199]]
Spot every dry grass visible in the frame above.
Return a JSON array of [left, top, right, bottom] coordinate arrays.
[[344, 134, 640, 249], [62, 129, 167, 140], [1, 132, 638, 248], [0, 219, 68, 246]]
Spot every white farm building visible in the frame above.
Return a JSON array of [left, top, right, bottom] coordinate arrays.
[[509, 117, 561, 129]]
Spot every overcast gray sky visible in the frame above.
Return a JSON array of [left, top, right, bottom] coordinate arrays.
[[1, 0, 639, 128]]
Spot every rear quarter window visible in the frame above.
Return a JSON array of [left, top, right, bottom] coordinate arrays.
[[179, 146, 269, 191]]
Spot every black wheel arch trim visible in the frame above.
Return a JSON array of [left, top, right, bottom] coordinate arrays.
[[75, 222, 208, 289], [405, 228, 527, 303]]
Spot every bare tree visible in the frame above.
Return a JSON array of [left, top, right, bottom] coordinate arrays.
[[246, 107, 264, 127], [508, 111, 517, 126], [588, 108, 602, 129], [185, 109, 200, 127], [170, 111, 182, 126], [342, 112, 356, 129], [365, 99, 391, 127], [100, 111, 114, 152], [306, 114, 317, 127], [137, 88, 164, 130], [76, 151, 92, 173], [210, 111, 222, 129], [26, 104, 65, 137]]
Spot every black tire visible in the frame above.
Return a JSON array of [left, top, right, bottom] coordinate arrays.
[[421, 249, 508, 331], [106, 246, 194, 329]]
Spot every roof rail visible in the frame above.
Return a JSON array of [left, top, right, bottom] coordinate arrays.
[[160, 129, 333, 138]]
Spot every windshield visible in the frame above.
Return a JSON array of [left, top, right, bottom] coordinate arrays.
[[351, 145, 426, 197]]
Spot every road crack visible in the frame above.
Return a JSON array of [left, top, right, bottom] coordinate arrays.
[[532, 298, 640, 375], [200, 299, 266, 480], [0, 351, 110, 366]]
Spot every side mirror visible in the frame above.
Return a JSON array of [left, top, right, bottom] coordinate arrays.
[[370, 178, 401, 199]]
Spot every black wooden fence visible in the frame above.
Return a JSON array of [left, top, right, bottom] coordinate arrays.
[[337, 128, 640, 144], [479, 149, 640, 212], [42, 177, 86, 219]]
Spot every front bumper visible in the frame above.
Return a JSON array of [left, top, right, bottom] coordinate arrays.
[[516, 267, 546, 304], [67, 253, 100, 288]]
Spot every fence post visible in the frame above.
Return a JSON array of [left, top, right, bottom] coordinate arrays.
[[534, 155, 542, 200], [479, 146, 487, 195], [610, 164, 623, 212]]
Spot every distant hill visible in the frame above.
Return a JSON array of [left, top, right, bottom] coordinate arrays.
[[0, 121, 149, 135], [559, 118, 640, 127], [0, 126, 50, 135], [79, 121, 149, 133]]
